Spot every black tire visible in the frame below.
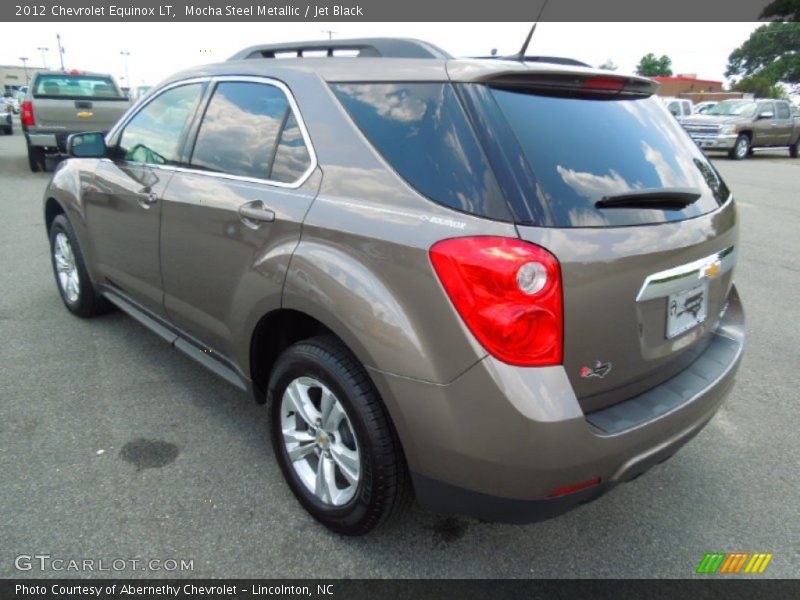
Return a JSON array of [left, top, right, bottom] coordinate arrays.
[[2, 125, 11, 135], [267, 335, 409, 535], [49, 214, 112, 317], [790, 138, 799, 159], [27, 143, 46, 172], [728, 134, 750, 160]]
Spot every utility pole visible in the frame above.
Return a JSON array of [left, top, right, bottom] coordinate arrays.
[[37, 47, 49, 69], [56, 34, 65, 70], [321, 29, 336, 40], [120, 51, 131, 88], [19, 57, 29, 85]]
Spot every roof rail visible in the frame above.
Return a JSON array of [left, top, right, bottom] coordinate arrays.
[[475, 56, 591, 68], [229, 38, 452, 61]]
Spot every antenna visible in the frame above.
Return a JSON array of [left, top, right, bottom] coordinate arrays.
[[509, 0, 550, 62]]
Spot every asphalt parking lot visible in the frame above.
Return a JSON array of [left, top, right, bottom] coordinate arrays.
[[1, 123, 798, 579]]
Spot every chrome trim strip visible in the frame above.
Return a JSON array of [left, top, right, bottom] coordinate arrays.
[[104, 75, 318, 190], [636, 245, 736, 302]]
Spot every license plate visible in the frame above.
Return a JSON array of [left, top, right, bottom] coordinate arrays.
[[667, 282, 708, 339]]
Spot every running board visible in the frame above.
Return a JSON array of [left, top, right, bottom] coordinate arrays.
[[101, 288, 252, 394]]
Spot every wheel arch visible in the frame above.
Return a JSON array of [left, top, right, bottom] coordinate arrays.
[[44, 196, 66, 235]]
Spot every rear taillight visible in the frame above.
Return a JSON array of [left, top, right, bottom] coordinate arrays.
[[430, 236, 563, 367], [21, 100, 35, 126]]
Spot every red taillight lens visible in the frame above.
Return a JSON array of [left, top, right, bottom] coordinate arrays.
[[430, 236, 563, 367], [581, 76, 625, 92], [21, 100, 35, 127]]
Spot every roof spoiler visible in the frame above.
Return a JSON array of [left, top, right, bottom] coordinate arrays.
[[483, 72, 659, 98], [229, 38, 452, 60]]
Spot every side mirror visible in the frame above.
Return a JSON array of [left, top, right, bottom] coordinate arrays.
[[67, 132, 107, 158], [757, 111, 774, 120]]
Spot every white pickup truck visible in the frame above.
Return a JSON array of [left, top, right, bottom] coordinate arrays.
[[21, 70, 130, 171]]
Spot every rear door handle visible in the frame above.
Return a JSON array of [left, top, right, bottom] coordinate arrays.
[[136, 190, 158, 209], [239, 201, 276, 228]]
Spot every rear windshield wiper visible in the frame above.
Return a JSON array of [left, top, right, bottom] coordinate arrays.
[[595, 188, 702, 210]]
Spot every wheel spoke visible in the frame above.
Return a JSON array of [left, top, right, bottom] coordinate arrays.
[[282, 428, 314, 445], [322, 400, 346, 432], [287, 441, 316, 462], [330, 444, 359, 485], [55, 254, 69, 271], [285, 381, 317, 427], [315, 454, 336, 503]]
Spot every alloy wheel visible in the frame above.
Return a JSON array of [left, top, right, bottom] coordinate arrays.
[[736, 137, 749, 159], [280, 376, 361, 506], [53, 232, 80, 304]]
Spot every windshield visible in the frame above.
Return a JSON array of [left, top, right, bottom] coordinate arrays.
[[33, 74, 126, 100], [708, 101, 757, 117]]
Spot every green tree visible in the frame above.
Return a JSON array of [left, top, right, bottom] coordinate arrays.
[[760, 0, 800, 21], [635, 53, 673, 77], [726, 22, 800, 94], [731, 74, 787, 99]]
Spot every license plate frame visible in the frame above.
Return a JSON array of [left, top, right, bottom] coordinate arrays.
[[666, 282, 708, 339]]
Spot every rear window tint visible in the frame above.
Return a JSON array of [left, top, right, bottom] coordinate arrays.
[[33, 74, 125, 100], [489, 89, 728, 227], [332, 83, 511, 221]]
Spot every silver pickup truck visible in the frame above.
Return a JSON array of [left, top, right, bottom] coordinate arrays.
[[21, 70, 130, 171], [682, 98, 800, 160]]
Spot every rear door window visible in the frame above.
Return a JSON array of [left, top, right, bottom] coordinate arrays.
[[776, 103, 790, 119], [332, 83, 511, 221], [487, 88, 728, 227], [190, 81, 311, 183]]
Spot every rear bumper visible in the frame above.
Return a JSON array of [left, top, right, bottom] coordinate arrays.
[[370, 285, 744, 523], [27, 132, 60, 147], [27, 131, 104, 151]]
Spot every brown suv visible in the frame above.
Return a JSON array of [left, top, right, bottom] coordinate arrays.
[[43, 39, 745, 535]]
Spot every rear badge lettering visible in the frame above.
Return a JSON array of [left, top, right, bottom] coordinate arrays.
[[581, 361, 612, 379]]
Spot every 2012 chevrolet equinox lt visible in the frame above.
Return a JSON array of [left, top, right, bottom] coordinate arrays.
[[44, 39, 745, 535]]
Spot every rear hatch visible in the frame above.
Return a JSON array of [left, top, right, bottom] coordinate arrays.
[[467, 74, 737, 411], [31, 72, 129, 133]]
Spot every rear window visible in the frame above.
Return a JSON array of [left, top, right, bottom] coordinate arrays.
[[487, 88, 728, 227], [332, 83, 512, 221], [33, 74, 125, 100]]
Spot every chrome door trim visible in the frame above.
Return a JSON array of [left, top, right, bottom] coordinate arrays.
[[636, 245, 736, 302], [104, 75, 318, 190]]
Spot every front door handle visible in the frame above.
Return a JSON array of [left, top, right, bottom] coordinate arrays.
[[239, 201, 276, 228]]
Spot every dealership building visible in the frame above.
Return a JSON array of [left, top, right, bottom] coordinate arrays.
[[653, 74, 743, 103], [1, 64, 46, 94]]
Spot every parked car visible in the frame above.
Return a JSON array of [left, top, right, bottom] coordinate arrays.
[[21, 70, 130, 172], [43, 38, 745, 535], [693, 101, 718, 115], [3, 92, 20, 114], [1, 99, 12, 134], [660, 96, 693, 120], [682, 98, 800, 159]]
